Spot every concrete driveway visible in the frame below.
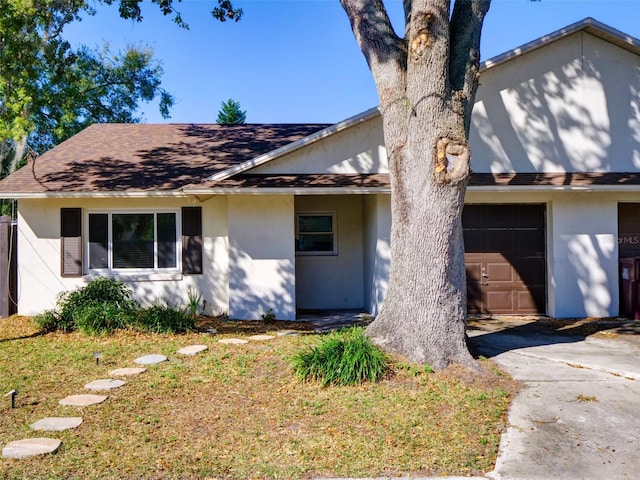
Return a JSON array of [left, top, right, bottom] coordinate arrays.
[[469, 318, 640, 480]]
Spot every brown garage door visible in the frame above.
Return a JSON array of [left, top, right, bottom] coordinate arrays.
[[463, 204, 546, 315]]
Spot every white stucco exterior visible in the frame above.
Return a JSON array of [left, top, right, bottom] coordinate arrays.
[[228, 195, 296, 320]]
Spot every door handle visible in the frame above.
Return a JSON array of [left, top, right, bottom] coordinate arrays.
[[481, 268, 489, 285]]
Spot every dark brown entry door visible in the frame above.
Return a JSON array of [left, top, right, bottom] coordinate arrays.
[[463, 204, 546, 315]]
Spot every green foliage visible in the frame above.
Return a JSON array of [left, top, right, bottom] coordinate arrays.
[[186, 288, 202, 317], [33, 310, 64, 333], [291, 327, 388, 386], [136, 303, 196, 334], [43, 277, 137, 333], [73, 303, 133, 335], [261, 308, 276, 323], [216, 98, 247, 124]]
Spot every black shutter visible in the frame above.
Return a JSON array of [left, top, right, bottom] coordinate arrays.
[[61, 208, 82, 277], [182, 207, 202, 274]]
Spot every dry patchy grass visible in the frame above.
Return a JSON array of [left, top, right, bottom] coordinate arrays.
[[0, 315, 515, 479]]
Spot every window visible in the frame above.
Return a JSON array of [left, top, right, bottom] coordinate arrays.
[[296, 213, 336, 255], [87, 211, 179, 272]]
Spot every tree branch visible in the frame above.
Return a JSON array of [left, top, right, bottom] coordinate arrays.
[[339, 0, 407, 108], [449, 0, 491, 133]]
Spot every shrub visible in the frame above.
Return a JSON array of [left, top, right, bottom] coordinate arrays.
[[35, 278, 138, 333], [33, 310, 67, 333], [136, 303, 196, 334], [291, 327, 389, 386], [74, 303, 134, 335]]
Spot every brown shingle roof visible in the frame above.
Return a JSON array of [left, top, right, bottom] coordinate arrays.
[[0, 123, 329, 194], [198, 173, 391, 189], [469, 172, 640, 187]]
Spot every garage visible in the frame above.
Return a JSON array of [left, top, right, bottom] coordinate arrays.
[[463, 204, 546, 315]]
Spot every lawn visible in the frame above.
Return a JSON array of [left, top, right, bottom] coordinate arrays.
[[0, 315, 515, 479]]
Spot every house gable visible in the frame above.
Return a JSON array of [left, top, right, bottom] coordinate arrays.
[[470, 28, 640, 174]]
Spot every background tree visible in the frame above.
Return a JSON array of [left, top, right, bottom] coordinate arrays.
[[0, 0, 242, 215], [338, 0, 491, 369], [216, 98, 247, 124]]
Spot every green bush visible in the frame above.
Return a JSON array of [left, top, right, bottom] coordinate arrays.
[[291, 327, 389, 386], [36, 277, 138, 333], [74, 303, 134, 335], [33, 310, 68, 333], [136, 303, 196, 334]]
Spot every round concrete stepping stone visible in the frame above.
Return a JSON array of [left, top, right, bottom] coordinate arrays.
[[59, 394, 107, 406], [109, 367, 147, 376], [134, 354, 168, 365], [218, 338, 248, 345], [248, 334, 275, 341], [177, 345, 208, 356], [2, 438, 61, 459], [30, 417, 83, 432], [84, 379, 126, 391], [277, 330, 300, 337]]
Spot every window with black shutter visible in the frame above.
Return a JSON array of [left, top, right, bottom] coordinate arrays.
[[182, 207, 202, 275], [61, 208, 82, 277]]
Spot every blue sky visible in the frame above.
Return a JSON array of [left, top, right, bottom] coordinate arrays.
[[64, 0, 640, 124]]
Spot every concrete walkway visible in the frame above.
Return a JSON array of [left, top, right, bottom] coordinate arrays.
[[469, 319, 640, 480]]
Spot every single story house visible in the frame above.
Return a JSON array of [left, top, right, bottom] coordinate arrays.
[[2, 17, 640, 320]]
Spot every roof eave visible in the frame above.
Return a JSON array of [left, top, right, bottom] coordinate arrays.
[[183, 186, 391, 195], [0, 190, 190, 199], [481, 17, 640, 72]]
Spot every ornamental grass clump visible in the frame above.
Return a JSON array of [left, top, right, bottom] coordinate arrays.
[[291, 327, 388, 386], [136, 303, 196, 334]]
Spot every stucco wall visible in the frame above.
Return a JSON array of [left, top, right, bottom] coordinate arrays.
[[470, 31, 640, 174], [251, 115, 388, 174], [16, 196, 229, 316], [227, 195, 296, 320], [363, 195, 391, 315], [295, 195, 365, 309]]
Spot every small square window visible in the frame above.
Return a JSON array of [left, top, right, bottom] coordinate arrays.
[[296, 213, 336, 255]]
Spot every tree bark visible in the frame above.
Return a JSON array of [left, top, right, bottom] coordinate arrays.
[[340, 0, 490, 369]]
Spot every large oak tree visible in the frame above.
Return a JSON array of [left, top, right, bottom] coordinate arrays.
[[339, 0, 491, 369]]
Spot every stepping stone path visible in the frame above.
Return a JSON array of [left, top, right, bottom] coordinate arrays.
[[218, 338, 248, 345], [177, 345, 208, 356], [2, 438, 61, 459], [30, 417, 83, 432], [3, 336, 289, 459], [134, 354, 168, 365], [84, 379, 126, 391], [248, 334, 275, 341], [59, 394, 107, 406], [109, 367, 146, 376]]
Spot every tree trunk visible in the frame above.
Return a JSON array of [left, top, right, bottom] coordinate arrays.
[[367, 116, 474, 369], [340, 0, 490, 369]]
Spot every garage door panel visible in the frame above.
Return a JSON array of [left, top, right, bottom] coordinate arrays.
[[517, 287, 545, 313], [515, 258, 546, 285], [485, 290, 515, 313], [485, 230, 513, 253], [517, 229, 545, 255], [486, 262, 514, 283], [464, 230, 485, 253]]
